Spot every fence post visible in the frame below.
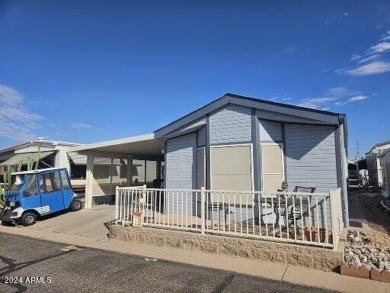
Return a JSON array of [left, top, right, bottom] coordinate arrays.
[[201, 187, 205, 234], [330, 189, 337, 250], [115, 186, 119, 221]]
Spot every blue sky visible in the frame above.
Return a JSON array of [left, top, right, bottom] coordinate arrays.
[[0, 0, 389, 157]]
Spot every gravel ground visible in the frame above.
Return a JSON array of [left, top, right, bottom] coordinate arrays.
[[344, 190, 390, 271], [357, 193, 390, 250], [343, 192, 390, 271]]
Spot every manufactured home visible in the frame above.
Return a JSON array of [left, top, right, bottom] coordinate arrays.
[[379, 148, 390, 199], [73, 93, 349, 225], [0, 139, 87, 191], [365, 140, 390, 187]]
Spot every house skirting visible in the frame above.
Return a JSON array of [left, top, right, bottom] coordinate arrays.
[[109, 225, 343, 271]]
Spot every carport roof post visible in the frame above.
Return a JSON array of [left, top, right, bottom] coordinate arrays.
[[85, 154, 94, 209]]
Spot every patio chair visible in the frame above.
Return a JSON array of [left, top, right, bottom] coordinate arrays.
[[270, 185, 315, 238], [286, 186, 316, 233]]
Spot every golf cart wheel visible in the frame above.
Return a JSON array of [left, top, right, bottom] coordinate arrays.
[[70, 199, 82, 212], [21, 212, 36, 226]]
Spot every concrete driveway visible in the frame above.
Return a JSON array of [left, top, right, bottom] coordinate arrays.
[[20, 205, 115, 239]]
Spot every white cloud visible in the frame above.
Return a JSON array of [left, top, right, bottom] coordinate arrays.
[[350, 54, 362, 61], [281, 45, 298, 55], [0, 84, 44, 142], [298, 87, 369, 109], [71, 123, 92, 130], [368, 42, 390, 53], [358, 54, 380, 63], [0, 84, 22, 105], [298, 97, 337, 109], [342, 29, 390, 76], [346, 61, 390, 76], [382, 29, 390, 40], [348, 95, 368, 102], [325, 86, 352, 96]]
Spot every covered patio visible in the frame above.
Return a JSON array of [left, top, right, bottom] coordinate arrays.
[[72, 134, 164, 208]]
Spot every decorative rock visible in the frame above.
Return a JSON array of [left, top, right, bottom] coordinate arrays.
[[379, 261, 385, 270], [369, 262, 377, 269], [352, 256, 362, 267], [344, 230, 390, 278], [364, 264, 372, 270]]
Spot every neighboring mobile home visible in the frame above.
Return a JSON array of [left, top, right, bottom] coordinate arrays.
[[365, 140, 390, 187], [379, 148, 390, 198], [0, 138, 87, 191]]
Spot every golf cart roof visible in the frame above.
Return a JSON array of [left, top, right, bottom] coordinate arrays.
[[11, 167, 68, 176]]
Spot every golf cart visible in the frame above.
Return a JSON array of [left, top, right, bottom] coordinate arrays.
[[1, 168, 82, 226]]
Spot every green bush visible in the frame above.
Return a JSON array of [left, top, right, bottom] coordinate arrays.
[[0, 186, 4, 209]]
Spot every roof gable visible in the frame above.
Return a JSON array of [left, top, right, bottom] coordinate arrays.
[[155, 93, 342, 138]]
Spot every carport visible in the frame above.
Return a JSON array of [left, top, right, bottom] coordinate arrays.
[[71, 134, 164, 208]]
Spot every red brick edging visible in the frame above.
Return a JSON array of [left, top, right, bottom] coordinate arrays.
[[340, 264, 390, 283]]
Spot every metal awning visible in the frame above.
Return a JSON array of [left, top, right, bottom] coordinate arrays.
[[0, 151, 55, 166], [68, 152, 125, 165], [71, 134, 164, 156], [67, 152, 87, 165]]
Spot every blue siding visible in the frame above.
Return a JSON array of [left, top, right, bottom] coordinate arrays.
[[165, 133, 197, 215], [285, 124, 337, 192], [259, 119, 282, 142], [180, 118, 206, 132], [197, 126, 206, 147], [163, 118, 206, 139], [256, 109, 319, 124], [209, 104, 252, 144], [166, 133, 197, 189]]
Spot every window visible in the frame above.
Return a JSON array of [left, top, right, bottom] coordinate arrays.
[[70, 164, 86, 179], [210, 144, 253, 204], [261, 143, 284, 193], [23, 175, 38, 197], [39, 171, 61, 193], [60, 170, 70, 190], [8, 175, 24, 192], [211, 145, 253, 191]]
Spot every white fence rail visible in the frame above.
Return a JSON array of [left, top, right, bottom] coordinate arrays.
[[330, 188, 344, 249], [115, 186, 344, 249]]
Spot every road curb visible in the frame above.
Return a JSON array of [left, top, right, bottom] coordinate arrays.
[[1, 225, 390, 293]]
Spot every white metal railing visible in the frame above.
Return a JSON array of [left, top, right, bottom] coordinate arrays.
[[330, 188, 344, 250], [115, 185, 147, 224], [115, 186, 343, 249]]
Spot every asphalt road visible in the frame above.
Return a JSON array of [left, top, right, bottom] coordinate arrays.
[[0, 233, 334, 293]]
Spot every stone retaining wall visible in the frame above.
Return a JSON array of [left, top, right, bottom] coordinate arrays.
[[109, 225, 343, 271]]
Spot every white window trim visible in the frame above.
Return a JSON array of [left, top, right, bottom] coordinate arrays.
[[209, 143, 254, 192]]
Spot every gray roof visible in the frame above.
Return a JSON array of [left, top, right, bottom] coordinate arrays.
[[154, 93, 344, 138], [366, 140, 390, 154]]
